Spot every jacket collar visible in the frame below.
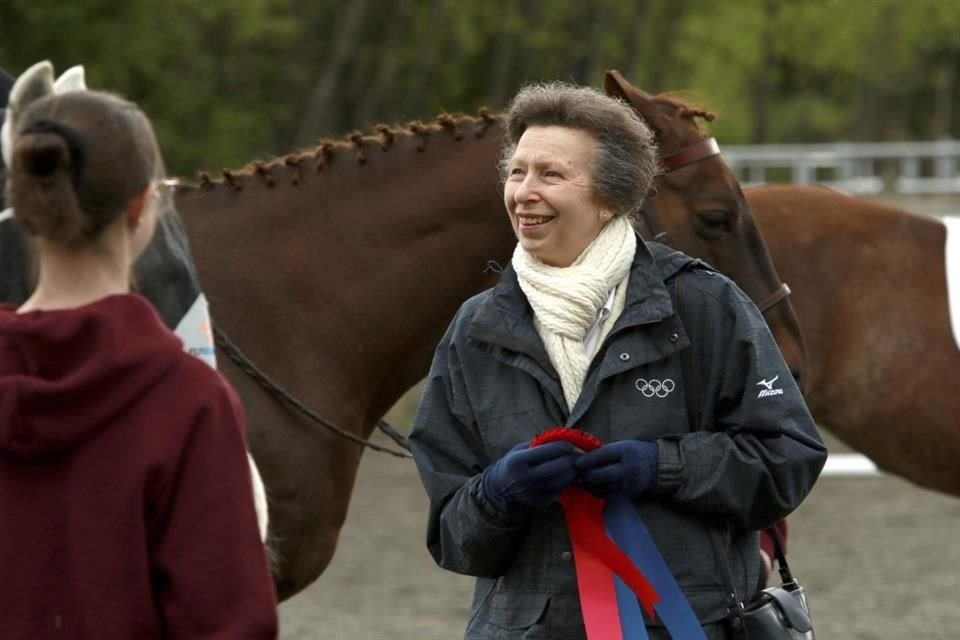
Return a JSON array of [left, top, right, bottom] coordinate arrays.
[[466, 265, 554, 373], [467, 234, 698, 358]]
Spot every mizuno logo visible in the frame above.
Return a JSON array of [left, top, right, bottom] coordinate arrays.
[[756, 375, 779, 390], [756, 375, 784, 398]]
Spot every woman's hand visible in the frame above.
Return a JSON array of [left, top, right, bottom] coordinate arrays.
[[481, 441, 580, 512], [575, 440, 658, 498]]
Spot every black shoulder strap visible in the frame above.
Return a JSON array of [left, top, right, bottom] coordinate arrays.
[[767, 523, 799, 587], [673, 266, 745, 615], [672, 266, 796, 619], [674, 267, 701, 432]]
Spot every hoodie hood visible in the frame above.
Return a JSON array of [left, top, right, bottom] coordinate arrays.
[[0, 294, 181, 459]]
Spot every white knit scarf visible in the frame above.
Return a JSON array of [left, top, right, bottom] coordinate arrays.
[[513, 215, 637, 411]]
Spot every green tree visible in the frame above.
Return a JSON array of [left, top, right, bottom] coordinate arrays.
[[3, 0, 959, 174]]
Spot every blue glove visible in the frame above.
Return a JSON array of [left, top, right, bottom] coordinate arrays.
[[481, 441, 580, 512], [575, 440, 659, 498]]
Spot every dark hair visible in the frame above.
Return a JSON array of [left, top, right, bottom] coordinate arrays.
[[5, 90, 164, 246], [500, 81, 658, 217]]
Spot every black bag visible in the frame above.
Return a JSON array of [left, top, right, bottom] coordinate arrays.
[[740, 526, 814, 639], [673, 267, 815, 640]]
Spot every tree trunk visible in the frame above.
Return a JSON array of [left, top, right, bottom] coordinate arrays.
[[585, 3, 619, 86], [750, 0, 775, 143], [295, 0, 370, 145], [354, 3, 409, 128], [487, 1, 518, 109], [932, 51, 957, 139], [401, 0, 444, 119]]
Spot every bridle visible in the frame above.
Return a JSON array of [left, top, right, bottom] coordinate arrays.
[[636, 137, 792, 316]]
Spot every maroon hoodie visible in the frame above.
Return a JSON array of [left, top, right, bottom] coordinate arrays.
[[0, 294, 277, 638]]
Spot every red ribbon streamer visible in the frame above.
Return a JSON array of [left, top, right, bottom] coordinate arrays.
[[563, 491, 625, 639], [561, 489, 661, 620], [532, 428, 661, 621]]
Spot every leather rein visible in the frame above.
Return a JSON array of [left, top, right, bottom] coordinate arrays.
[[637, 137, 792, 316], [213, 323, 412, 458]]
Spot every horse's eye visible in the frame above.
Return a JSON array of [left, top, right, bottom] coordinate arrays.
[[694, 210, 733, 237]]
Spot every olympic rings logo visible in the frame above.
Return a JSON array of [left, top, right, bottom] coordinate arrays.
[[634, 378, 676, 398]]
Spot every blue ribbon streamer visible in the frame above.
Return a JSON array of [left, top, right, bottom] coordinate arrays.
[[605, 496, 707, 639], [614, 573, 649, 639]]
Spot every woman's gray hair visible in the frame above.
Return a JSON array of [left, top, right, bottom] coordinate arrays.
[[499, 81, 658, 217]]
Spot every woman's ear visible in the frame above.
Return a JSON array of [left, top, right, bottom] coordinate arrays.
[[125, 186, 149, 230]]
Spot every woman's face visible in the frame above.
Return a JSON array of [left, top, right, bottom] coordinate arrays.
[[503, 125, 609, 268]]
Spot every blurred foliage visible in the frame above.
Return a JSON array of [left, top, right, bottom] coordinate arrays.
[[3, 0, 959, 176]]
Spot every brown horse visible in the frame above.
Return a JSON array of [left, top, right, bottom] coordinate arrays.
[[174, 113, 510, 599], [747, 185, 960, 495], [173, 76, 802, 599]]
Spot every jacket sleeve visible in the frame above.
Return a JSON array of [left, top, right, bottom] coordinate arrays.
[[654, 274, 827, 530], [409, 320, 532, 579], [150, 379, 278, 638]]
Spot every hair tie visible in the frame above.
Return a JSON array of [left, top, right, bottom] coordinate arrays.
[[19, 118, 88, 182]]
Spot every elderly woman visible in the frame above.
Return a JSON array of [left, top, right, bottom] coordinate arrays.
[[409, 82, 826, 639]]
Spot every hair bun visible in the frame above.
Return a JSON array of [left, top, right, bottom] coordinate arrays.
[[8, 91, 161, 247], [18, 118, 87, 180], [19, 134, 68, 177]]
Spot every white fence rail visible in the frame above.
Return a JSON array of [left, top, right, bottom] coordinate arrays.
[[722, 140, 960, 196], [822, 454, 879, 477]]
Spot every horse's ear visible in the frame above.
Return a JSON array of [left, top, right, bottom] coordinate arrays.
[[54, 65, 86, 93], [9, 61, 55, 111], [2, 60, 56, 168], [603, 69, 668, 135], [603, 69, 634, 102]]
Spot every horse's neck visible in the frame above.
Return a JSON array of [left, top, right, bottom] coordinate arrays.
[[177, 122, 514, 428]]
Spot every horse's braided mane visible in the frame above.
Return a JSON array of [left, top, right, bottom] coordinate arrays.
[[187, 109, 503, 192], [653, 92, 716, 129]]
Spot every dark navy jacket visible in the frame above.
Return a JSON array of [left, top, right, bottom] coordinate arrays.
[[410, 238, 827, 639]]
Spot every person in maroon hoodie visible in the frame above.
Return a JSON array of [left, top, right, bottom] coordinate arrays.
[[0, 90, 278, 637]]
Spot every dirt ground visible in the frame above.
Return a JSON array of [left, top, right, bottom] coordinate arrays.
[[277, 430, 960, 640]]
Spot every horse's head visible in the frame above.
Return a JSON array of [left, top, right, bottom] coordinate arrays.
[[603, 70, 807, 387], [1, 61, 86, 168]]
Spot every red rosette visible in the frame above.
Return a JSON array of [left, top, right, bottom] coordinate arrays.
[[531, 427, 602, 453]]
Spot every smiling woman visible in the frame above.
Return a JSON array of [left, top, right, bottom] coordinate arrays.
[[503, 126, 607, 268], [409, 81, 826, 640]]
